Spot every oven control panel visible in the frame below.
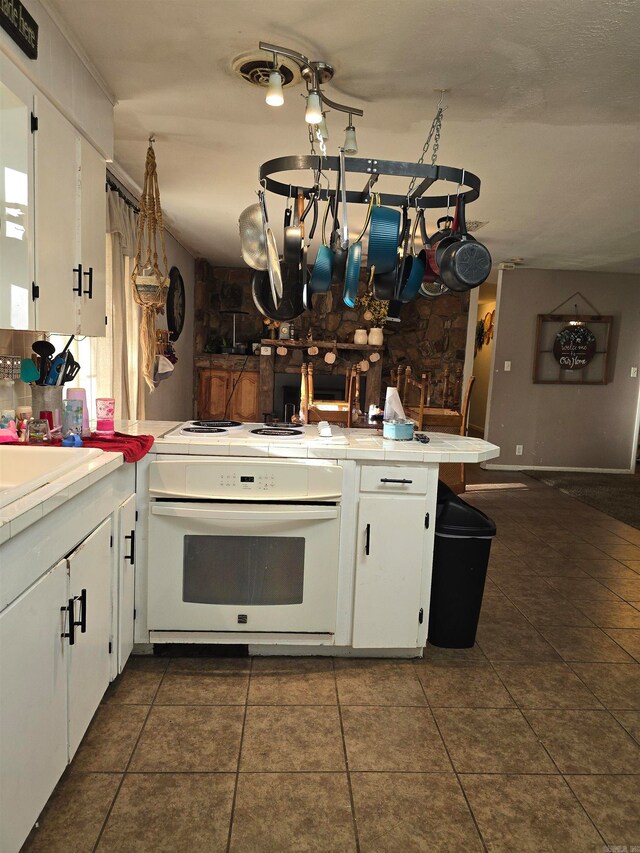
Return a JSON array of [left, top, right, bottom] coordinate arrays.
[[150, 459, 343, 501]]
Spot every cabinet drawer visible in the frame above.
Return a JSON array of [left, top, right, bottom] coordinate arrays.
[[360, 465, 429, 495]]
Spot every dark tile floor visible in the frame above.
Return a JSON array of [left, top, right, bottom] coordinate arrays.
[[21, 471, 640, 852]]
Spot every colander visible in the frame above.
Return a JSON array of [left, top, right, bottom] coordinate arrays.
[[238, 196, 267, 270]]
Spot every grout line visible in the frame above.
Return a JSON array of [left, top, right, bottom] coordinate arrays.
[[225, 656, 252, 853], [91, 662, 166, 852], [333, 658, 361, 853]]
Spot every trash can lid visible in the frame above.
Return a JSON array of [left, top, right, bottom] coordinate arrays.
[[435, 493, 497, 537]]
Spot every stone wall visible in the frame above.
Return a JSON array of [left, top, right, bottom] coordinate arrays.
[[194, 260, 470, 407]]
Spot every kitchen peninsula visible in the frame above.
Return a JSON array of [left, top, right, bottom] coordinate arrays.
[[130, 420, 499, 657]]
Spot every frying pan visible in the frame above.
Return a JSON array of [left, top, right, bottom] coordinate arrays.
[[373, 206, 408, 300], [260, 191, 283, 306], [397, 212, 427, 303], [343, 196, 373, 308], [283, 190, 303, 265], [367, 195, 401, 275], [438, 194, 492, 291], [432, 199, 461, 272], [310, 196, 334, 294], [251, 268, 304, 321]]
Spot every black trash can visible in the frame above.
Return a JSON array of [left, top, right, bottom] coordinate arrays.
[[427, 481, 497, 648]]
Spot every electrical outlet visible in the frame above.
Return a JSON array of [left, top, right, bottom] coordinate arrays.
[[515, 445, 523, 456], [504, 361, 511, 372], [631, 367, 638, 378]]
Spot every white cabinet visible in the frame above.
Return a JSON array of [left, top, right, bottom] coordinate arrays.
[[117, 494, 137, 673], [0, 560, 69, 853], [33, 98, 107, 335], [67, 518, 113, 757]]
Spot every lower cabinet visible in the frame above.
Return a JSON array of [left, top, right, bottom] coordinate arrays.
[[117, 494, 137, 673], [353, 494, 428, 648], [197, 367, 260, 421]]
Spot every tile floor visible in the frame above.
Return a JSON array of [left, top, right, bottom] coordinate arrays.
[[21, 471, 640, 852]]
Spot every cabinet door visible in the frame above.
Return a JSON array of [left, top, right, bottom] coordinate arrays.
[[229, 370, 260, 422], [353, 495, 427, 648], [197, 368, 229, 419], [78, 137, 106, 335], [33, 94, 80, 335], [0, 57, 35, 330], [67, 518, 113, 757], [0, 560, 68, 853], [117, 494, 136, 673]]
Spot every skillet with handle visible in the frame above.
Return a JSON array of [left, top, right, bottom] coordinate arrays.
[[438, 194, 492, 291]]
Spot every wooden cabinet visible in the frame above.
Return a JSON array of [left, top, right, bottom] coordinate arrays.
[[32, 94, 106, 335], [352, 465, 437, 649], [197, 367, 260, 422], [67, 518, 113, 757], [0, 560, 69, 853], [117, 494, 137, 674]]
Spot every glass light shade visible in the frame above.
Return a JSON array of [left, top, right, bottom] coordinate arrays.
[[318, 114, 329, 139], [343, 125, 358, 154], [265, 71, 284, 106], [305, 91, 323, 124]]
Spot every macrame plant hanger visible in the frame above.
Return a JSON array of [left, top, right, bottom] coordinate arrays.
[[131, 137, 169, 391]]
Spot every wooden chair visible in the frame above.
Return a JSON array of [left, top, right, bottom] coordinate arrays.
[[437, 375, 476, 493], [298, 363, 359, 427]]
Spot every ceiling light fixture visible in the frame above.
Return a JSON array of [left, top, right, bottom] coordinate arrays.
[[343, 114, 358, 155], [259, 40, 363, 151]]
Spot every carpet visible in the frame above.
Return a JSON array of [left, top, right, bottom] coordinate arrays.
[[525, 469, 640, 529]]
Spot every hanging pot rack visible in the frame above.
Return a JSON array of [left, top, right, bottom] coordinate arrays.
[[258, 155, 481, 209]]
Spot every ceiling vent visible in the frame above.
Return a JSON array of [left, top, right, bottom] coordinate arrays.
[[232, 51, 302, 89]]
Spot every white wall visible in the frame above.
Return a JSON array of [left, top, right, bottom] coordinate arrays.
[[486, 269, 640, 472], [143, 233, 195, 421]]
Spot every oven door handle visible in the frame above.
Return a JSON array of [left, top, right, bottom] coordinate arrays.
[[151, 504, 338, 521]]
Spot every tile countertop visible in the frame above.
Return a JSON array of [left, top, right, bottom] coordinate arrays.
[[119, 421, 501, 464], [0, 449, 123, 546]]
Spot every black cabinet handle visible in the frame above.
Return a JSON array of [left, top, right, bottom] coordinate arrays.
[[61, 599, 76, 645], [78, 589, 87, 634], [380, 478, 413, 484], [365, 523, 371, 556], [72, 263, 83, 296], [83, 266, 93, 298], [124, 530, 136, 565]]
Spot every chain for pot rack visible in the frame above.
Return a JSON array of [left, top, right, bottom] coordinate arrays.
[[406, 91, 446, 198]]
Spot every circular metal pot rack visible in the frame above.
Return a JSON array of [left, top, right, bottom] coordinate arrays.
[[259, 155, 481, 209]]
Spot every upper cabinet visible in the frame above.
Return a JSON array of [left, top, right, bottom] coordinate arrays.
[[0, 55, 108, 336], [0, 58, 35, 330]]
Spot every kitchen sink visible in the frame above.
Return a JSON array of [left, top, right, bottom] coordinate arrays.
[[0, 446, 103, 510]]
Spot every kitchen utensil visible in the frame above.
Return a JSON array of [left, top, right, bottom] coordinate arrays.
[[238, 199, 268, 270], [45, 335, 74, 386], [62, 356, 81, 384], [260, 191, 283, 305], [372, 206, 408, 300], [251, 269, 304, 321], [331, 150, 349, 284], [20, 358, 40, 384], [32, 339, 55, 384], [419, 280, 450, 298], [397, 211, 427, 303], [343, 196, 373, 307], [433, 197, 461, 272], [438, 194, 492, 291], [367, 195, 401, 275], [283, 191, 303, 265], [310, 197, 335, 294]]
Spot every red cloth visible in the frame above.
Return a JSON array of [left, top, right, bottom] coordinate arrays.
[[7, 431, 155, 463], [78, 432, 155, 462]]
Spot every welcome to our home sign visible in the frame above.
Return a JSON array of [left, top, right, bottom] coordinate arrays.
[[1, 0, 38, 60]]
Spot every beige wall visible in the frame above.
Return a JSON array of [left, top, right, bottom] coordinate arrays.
[[469, 296, 496, 436], [486, 268, 640, 471], [143, 233, 195, 422]]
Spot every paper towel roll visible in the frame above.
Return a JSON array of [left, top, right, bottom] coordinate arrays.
[[384, 386, 407, 421]]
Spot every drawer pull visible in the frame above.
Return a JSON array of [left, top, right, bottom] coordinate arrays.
[[379, 478, 413, 484], [72, 263, 83, 296], [124, 530, 136, 565], [365, 523, 371, 555]]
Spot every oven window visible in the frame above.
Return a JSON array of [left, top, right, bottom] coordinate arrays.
[[183, 535, 305, 606]]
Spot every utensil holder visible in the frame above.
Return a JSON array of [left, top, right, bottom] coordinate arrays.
[[31, 386, 63, 429]]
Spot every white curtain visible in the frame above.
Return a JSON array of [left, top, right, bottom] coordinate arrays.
[[106, 190, 144, 420]]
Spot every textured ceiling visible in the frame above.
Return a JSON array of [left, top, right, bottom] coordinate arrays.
[[49, 0, 640, 272]]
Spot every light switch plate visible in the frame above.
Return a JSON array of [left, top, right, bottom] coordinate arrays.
[[631, 367, 638, 378], [504, 361, 511, 372]]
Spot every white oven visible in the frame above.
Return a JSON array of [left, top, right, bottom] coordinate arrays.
[[147, 458, 342, 635]]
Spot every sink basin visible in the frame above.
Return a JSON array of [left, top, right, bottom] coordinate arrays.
[[0, 446, 103, 510]]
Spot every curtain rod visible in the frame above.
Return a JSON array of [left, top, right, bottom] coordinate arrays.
[[106, 172, 140, 214]]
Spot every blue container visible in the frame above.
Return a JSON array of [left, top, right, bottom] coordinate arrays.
[[382, 419, 415, 440]]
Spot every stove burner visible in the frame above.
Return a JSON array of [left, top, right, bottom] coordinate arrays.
[[250, 427, 304, 437], [192, 420, 242, 428], [182, 426, 228, 434]]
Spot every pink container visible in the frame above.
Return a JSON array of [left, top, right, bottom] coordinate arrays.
[[95, 397, 115, 436], [66, 388, 90, 436]]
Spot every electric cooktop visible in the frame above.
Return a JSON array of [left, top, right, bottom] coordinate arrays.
[[167, 421, 306, 440]]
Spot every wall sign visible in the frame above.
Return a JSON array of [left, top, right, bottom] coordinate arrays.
[[1, 0, 38, 59], [552, 324, 597, 370], [533, 314, 613, 385]]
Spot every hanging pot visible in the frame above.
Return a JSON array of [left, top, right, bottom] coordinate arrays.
[[372, 204, 406, 300], [367, 195, 401, 275], [309, 196, 334, 295], [397, 211, 426, 303], [238, 200, 267, 270], [260, 191, 283, 306], [432, 199, 461, 272], [343, 196, 373, 308], [438, 194, 492, 291]]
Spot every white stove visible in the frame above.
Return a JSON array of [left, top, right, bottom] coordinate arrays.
[[165, 420, 307, 441]]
